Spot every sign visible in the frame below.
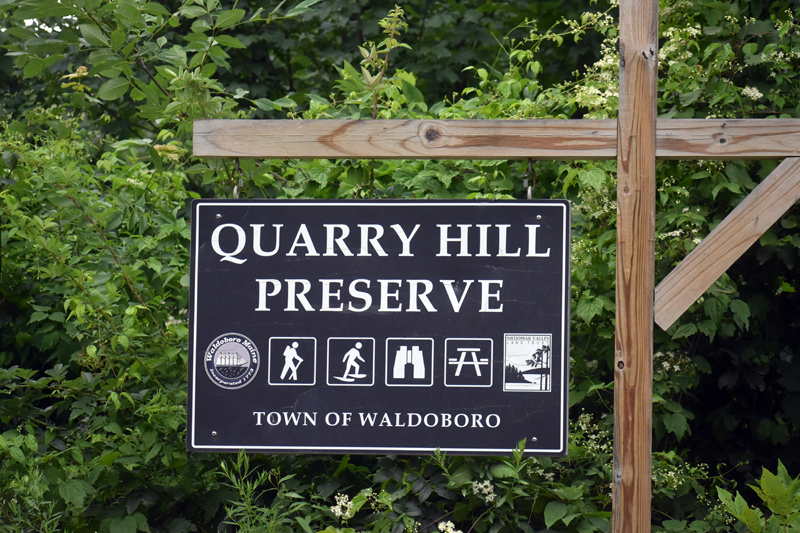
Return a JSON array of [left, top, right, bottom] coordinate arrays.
[[187, 200, 571, 455]]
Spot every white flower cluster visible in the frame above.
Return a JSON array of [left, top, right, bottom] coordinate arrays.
[[570, 236, 596, 270], [438, 521, 463, 533], [528, 464, 556, 482], [330, 493, 353, 520], [659, 229, 685, 240], [661, 0, 694, 18], [741, 86, 763, 100], [573, 411, 612, 455], [662, 26, 702, 39], [471, 480, 496, 502], [654, 351, 693, 374], [653, 459, 709, 493]]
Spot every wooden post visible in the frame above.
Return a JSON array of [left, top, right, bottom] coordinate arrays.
[[614, 0, 657, 531]]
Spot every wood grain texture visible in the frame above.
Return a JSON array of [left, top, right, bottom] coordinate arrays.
[[654, 157, 800, 330], [658, 119, 800, 159], [193, 119, 617, 160], [194, 118, 800, 160], [613, 0, 657, 532]]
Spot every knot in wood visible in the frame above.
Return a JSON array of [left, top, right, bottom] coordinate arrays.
[[419, 122, 447, 148]]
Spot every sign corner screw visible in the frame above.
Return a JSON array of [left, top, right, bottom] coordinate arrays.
[[212, 431, 218, 437]]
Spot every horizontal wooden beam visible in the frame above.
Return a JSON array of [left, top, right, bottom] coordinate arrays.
[[194, 119, 617, 160], [657, 119, 800, 160], [654, 157, 800, 330], [194, 119, 800, 160]]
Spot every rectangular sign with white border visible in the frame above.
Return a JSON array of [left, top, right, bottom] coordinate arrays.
[[188, 200, 570, 455]]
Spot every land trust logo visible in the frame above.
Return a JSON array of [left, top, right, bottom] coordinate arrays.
[[204, 333, 260, 389]]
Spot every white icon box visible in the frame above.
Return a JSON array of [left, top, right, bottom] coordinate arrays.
[[444, 338, 493, 388], [268, 337, 317, 386], [503, 334, 553, 392], [385, 338, 434, 387], [327, 337, 375, 386]]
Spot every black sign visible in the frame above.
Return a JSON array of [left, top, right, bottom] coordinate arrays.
[[188, 200, 571, 455]]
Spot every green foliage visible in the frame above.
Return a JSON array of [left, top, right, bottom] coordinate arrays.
[[2, 0, 800, 531], [718, 462, 800, 533]]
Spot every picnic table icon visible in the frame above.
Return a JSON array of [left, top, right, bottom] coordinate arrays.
[[448, 347, 490, 376]]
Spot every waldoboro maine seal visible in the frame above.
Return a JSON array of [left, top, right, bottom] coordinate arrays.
[[204, 333, 260, 389]]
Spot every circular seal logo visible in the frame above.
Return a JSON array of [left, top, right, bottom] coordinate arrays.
[[204, 333, 260, 389]]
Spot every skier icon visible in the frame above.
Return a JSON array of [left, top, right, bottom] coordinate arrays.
[[280, 341, 304, 381], [335, 342, 367, 382]]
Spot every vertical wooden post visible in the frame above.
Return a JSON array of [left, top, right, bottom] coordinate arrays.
[[613, 0, 657, 531]]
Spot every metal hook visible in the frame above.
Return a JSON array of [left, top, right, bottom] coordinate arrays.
[[233, 158, 244, 199], [522, 158, 535, 200]]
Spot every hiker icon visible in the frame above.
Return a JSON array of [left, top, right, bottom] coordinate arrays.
[[268, 337, 317, 386], [280, 342, 304, 380], [327, 338, 375, 386]]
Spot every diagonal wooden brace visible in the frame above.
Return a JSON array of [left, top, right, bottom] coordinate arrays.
[[654, 157, 800, 330]]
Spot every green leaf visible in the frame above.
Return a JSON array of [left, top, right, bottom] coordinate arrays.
[[80, 24, 109, 47], [23, 56, 44, 78], [116, 0, 142, 22], [401, 79, 425, 104], [215, 9, 245, 29], [285, 0, 323, 18], [118, 334, 130, 350], [730, 299, 750, 321], [110, 29, 126, 51], [578, 167, 605, 193], [29, 311, 48, 323], [97, 77, 130, 100], [273, 97, 296, 108], [214, 34, 245, 48], [180, 5, 207, 18], [544, 501, 568, 528], [449, 464, 473, 487], [109, 515, 138, 533], [663, 412, 689, 440], [100, 451, 121, 465], [296, 516, 314, 533], [759, 468, 790, 514], [59, 478, 87, 508], [575, 294, 604, 324], [25, 433, 38, 452], [9, 446, 26, 464], [142, 2, 171, 17], [144, 443, 162, 462], [254, 98, 275, 111], [489, 463, 517, 478], [696, 319, 716, 339], [744, 20, 774, 35], [167, 517, 195, 533], [704, 297, 725, 324], [133, 512, 150, 533], [663, 520, 688, 531], [680, 89, 702, 106], [672, 322, 697, 339]]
